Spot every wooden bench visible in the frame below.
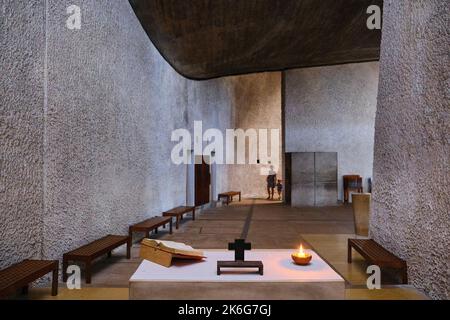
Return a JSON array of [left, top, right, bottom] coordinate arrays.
[[348, 239, 408, 283], [63, 235, 131, 284], [218, 191, 241, 205], [129, 216, 173, 240], [0, 260, 59, 298], [162, 206, 195, 229]]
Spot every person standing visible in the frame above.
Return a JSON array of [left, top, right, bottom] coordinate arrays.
[[266, 166, 276, 200], [276, 179, 283, 200]]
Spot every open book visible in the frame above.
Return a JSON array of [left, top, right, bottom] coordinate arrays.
[[140, 239, 205, 267]]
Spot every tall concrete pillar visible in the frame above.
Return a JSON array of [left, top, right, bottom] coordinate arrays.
[[371, 0, 449, 299]]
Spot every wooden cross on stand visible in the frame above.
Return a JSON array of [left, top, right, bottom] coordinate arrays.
[[217, 239, 263, 275], [229, 239, 251, 261]]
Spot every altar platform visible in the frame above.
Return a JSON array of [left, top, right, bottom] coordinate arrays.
[[129, 249, 345, 300]]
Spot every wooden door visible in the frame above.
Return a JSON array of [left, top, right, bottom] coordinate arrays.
[[195, 156, 210, 206]]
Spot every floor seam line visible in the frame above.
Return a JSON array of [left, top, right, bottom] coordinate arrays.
[[240, 199, 255, 239]]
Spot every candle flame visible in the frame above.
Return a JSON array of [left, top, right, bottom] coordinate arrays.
[[298, 244, 307, 257]]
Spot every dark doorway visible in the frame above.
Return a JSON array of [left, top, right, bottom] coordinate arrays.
[[284, 153, 292, 205], [195, 156, 211, 206]]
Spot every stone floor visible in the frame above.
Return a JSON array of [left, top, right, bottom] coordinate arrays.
[[26, 199, 428, 300]]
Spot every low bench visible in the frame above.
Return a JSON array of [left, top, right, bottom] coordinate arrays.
[[218, 191, 241, 205], [63, 235, 131, 284], [348, 238, 408, 284], [0, 260, 59, 298], [162, 206, 196, 229], [129, 216, 173, 240]]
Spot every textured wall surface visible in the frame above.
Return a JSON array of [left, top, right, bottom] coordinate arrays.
[[370, 0, 449, 300], [285, 62, 379, 202], [185, 77, 235, 204], [0, 0, 275, 273], [42, 0, 249, 260], [0, 0, 45, 268], [42, 0, 191, 260], [227, 72, 282, 198]]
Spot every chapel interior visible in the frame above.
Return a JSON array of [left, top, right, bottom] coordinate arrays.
[[0, 0, 448, 300]]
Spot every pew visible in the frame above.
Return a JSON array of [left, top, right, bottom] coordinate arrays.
[[63, 235, 131, 284], [348, 239, 408, 284], [163, 206, 196, 229], [0, 260, 59, 298], [218, 191, 242, 205], [129, 216, 173, 240]]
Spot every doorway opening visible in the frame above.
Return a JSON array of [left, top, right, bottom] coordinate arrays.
[[195, 156, 211, 207]]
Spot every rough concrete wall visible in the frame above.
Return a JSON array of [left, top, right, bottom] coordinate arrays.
[[1, 0, 272, 271], [0, 0, 45, 268], [186, 72, 282, 200], [40, 0, 190, 260], [371, 0, 449, 300], [285, 62, 379, 201], [227, 72, 282, 198], [186, 78, 235, 203], [42, 0, 252, 260]]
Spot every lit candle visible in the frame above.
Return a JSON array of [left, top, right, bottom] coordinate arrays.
[[291, 244, 312, 265], [298, 244, 307, 258]]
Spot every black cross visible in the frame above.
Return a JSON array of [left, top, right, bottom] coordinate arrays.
[[228, 239, 251, 261]]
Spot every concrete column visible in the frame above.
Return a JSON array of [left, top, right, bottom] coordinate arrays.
[[371, 0, 449, 299]]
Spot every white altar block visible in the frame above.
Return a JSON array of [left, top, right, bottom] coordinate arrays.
[[129, 249, 344, 300]]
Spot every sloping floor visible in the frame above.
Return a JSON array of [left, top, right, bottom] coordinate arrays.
[[25, 199, 428, 300]]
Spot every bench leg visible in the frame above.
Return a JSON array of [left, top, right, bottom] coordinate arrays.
[[155, 227, 158, 234], [52, 265, 59, 296], [402, 268, 408, 284], [169, 219, 173, 234], [127, 238, 131, 259], [145, 231, 150, 238], [85, 262, 92, 284], [348, 242, 352, 263], [176, 216, 180, 229], [62, 257, 68, 282], [239, 193, 241, 201], [107, 251, 112, 258], [22, 285, 29, 295], [192, 208, 196, 221]]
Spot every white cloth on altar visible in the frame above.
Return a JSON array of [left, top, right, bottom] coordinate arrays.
[[130, 249, 343, 283]]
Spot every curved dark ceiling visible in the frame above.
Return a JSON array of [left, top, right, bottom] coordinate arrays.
[[129, 0, 382, 80]]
